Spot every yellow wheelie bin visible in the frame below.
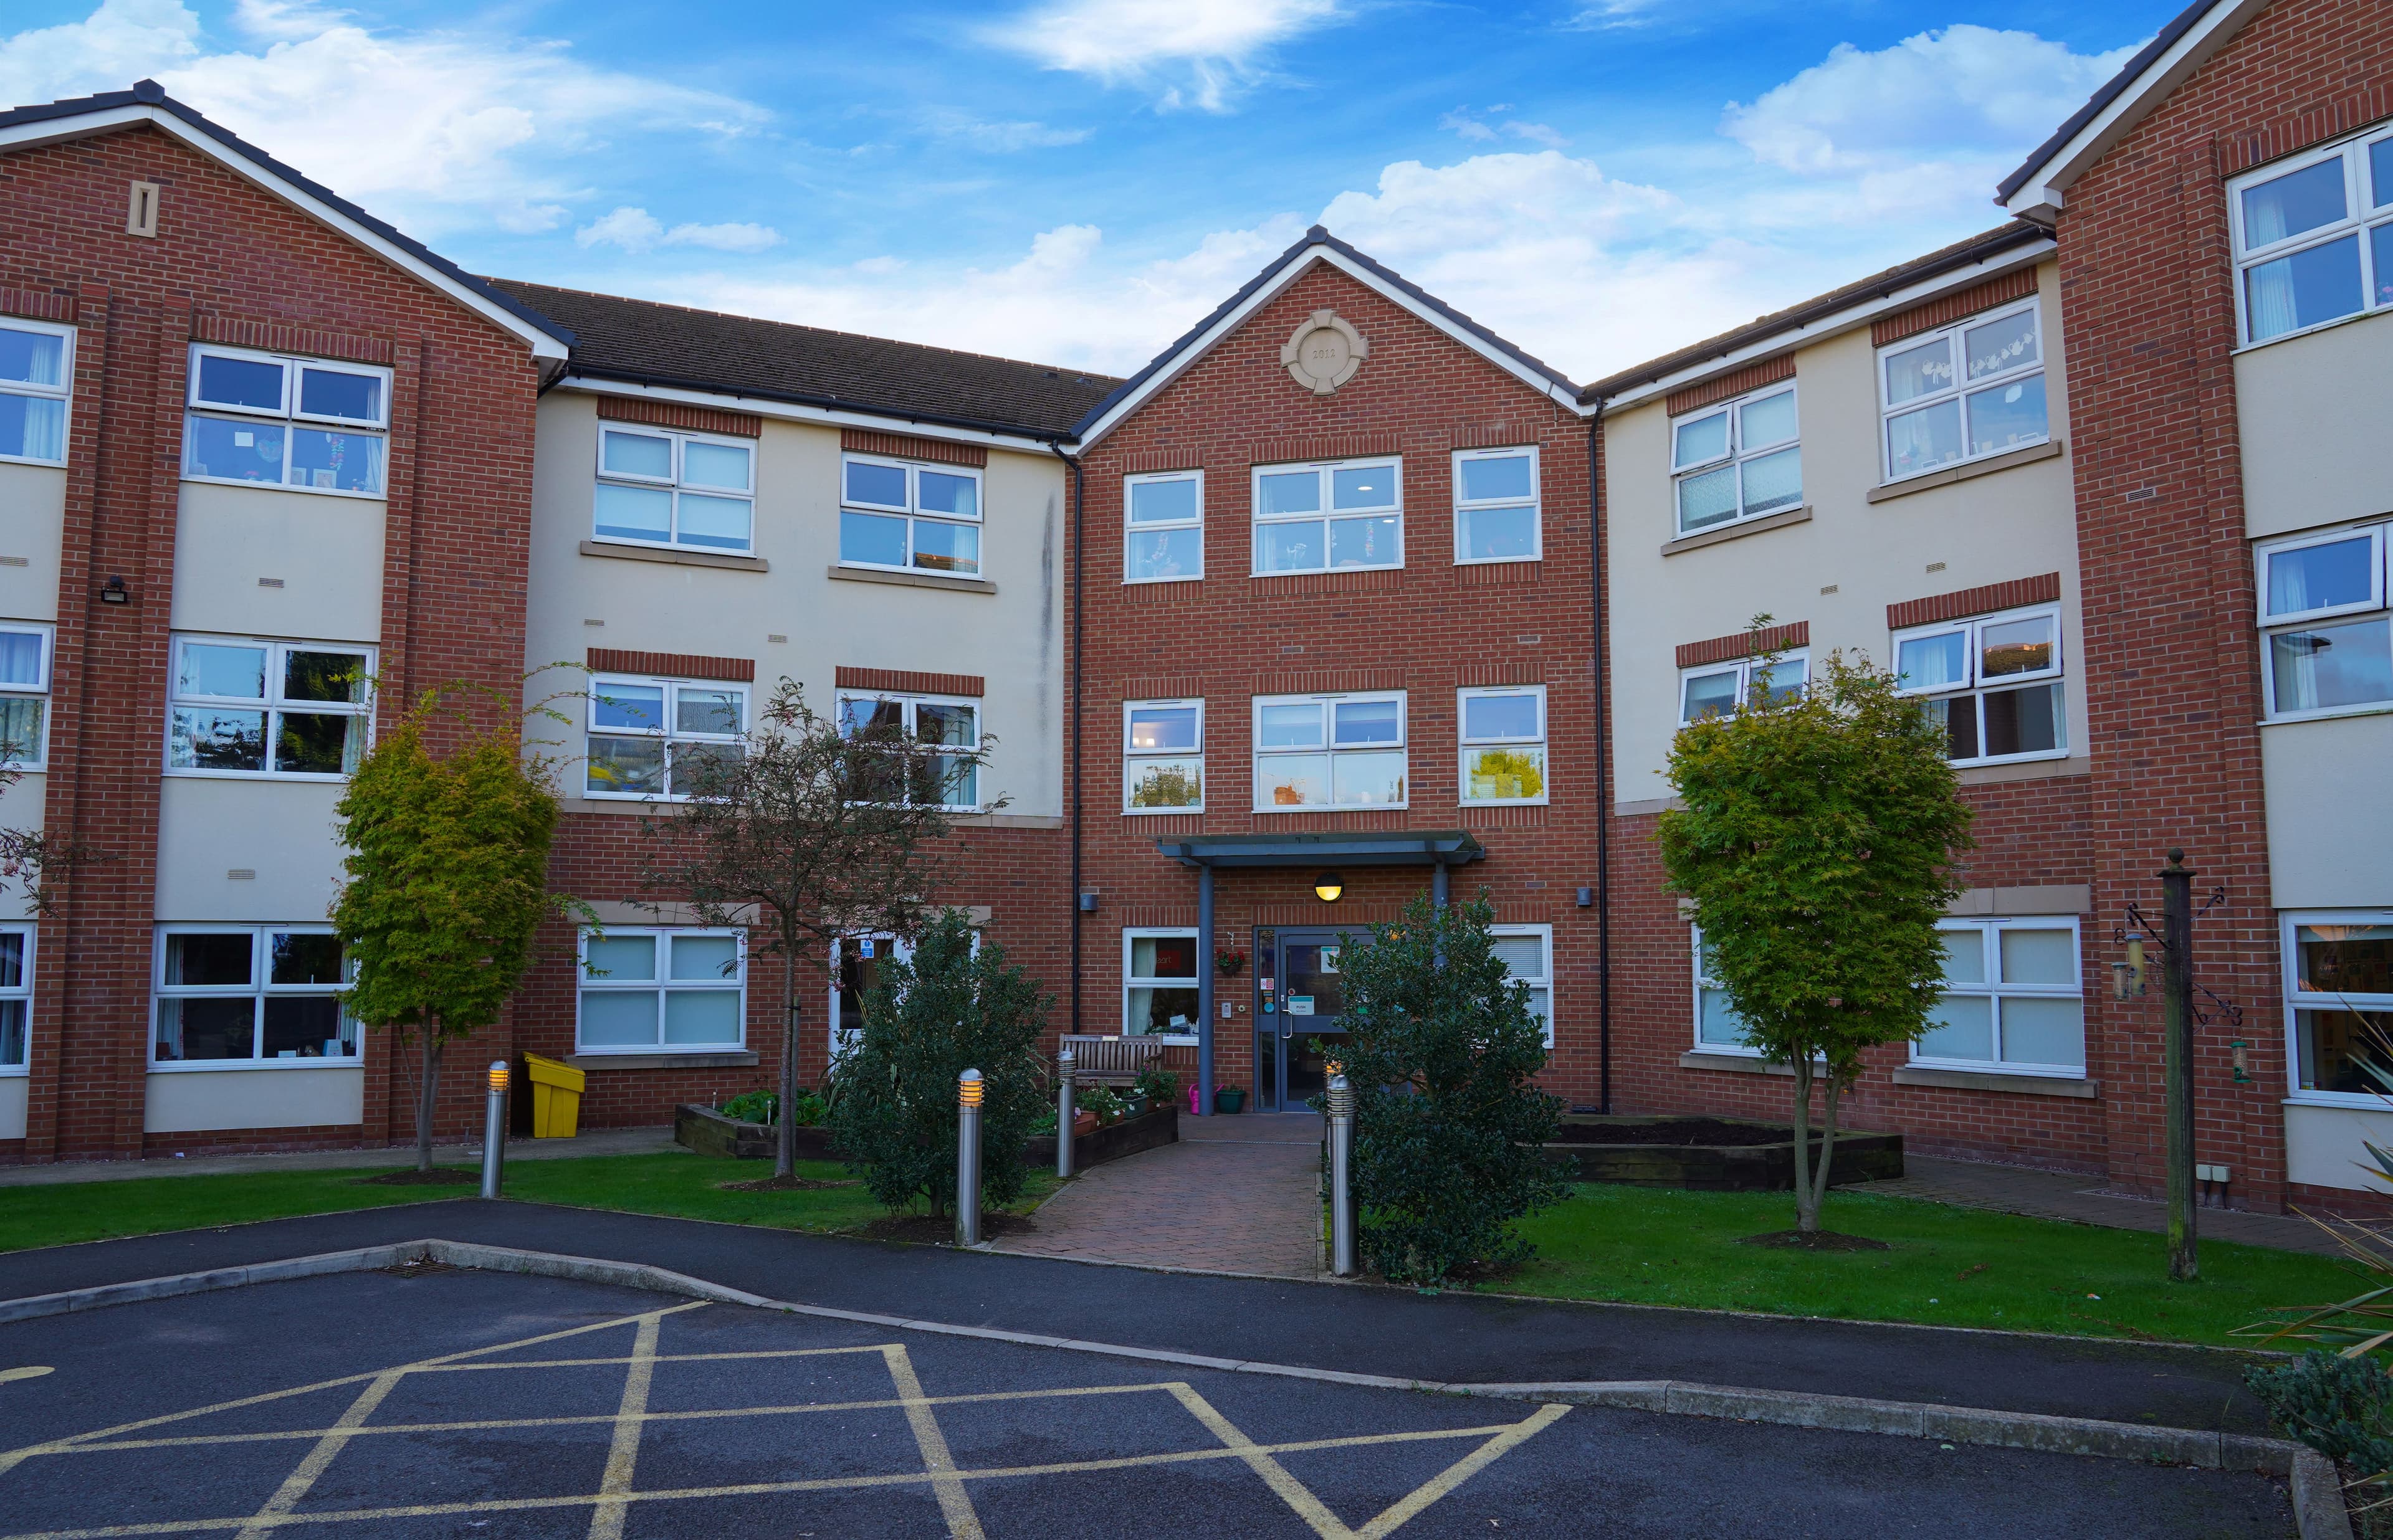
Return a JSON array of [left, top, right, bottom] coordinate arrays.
[[524, 1053, 586, 1138]]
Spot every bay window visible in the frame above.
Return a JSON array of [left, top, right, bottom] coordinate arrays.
[[578, 928, 746, 1053], [0, 319, 70, 465], [1125, 470, 1201, 582], [1253, 692, 1405, 810], [167, 637, 371, 778], [1913, 918, 2085, 1076], [836, 692, 980, 809], [2230, 125, 2393, 345], [0, 924, 29, 1072], [1880, 301, 2048, 483], [2286, 913, 2393, 1101], [840, 455, 983, 576], [1459, 685, 1546, 804], [0, 624, 49, 769], [1679, 652, 1807, 726], [593, 424, 755, 553], [1672, 385, 1800, 535], [586, 677, 748, 800], [2258, 523, 2393, 720], [1125, 700, 1203, 812], [1252, 458, 1402, 574], [182, 345, 388, 497], [1453, 447, 1539, 563], [1894, 606, 2065, 764], [152, 926, 355, 1066], [1124, 928, 1200, 1040]]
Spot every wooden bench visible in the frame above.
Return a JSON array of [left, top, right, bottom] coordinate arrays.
[[1058, 1034, 1163, 1087]]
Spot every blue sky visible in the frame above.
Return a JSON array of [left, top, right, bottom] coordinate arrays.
[[0, 0, 2172, 381]]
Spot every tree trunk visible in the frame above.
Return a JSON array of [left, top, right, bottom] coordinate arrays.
[[1790, 1054, 1817, 1233], [415, 1021, 443, 1174], [777, 943, 799, 1179], [1808, 1075, 1845, 1230]]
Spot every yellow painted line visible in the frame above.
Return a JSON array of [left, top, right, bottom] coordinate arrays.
[[399, 1343, 894, 1374], [881, 1343, 985, 1540], [231, 1370, 408, 1540], [585, 1311, 662, 1540], [1354, 1403, 1570, 1540], [0, 1368, 52, 1386], [1167, 1382, 1358, 1540]]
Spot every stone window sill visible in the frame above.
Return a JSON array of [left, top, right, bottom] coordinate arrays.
[[580, 539, 768, 573], [1679, 1050, 1792, 1077], [570, 1050, 759, 1071], [1868, 440, 2064, 503], [827, 564, 996, 595], [1891, 1065, 2096, 1098], [1660, 506, 1810, 558]]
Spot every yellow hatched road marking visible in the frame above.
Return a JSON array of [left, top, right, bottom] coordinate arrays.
[[585, 1312, 662, 1540], [1354, 1402, 1571, 1540], [229, 1370, 406, 1540], [881, 1343, 985, 1540], [1166, 1382, 1362, 1539]]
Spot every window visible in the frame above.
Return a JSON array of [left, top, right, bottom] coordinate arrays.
[[1879, 302, 2047, 483], [1459, 685, 1546, 804], [1453, 447, 1539, 563], [1893, 606, 2065, 764], [1492, 924, 1553, 1047], [0, 923, 29, 1072], [836, 692, 981, 809], [2286, 913, 2393, 1101], [1910, 919, 2085, 1075], [585, 677, 747, 800], [1125, 700, 1203, 812], [1691, 926, 1755, 1054], [1252, 458, 1402, 574], [181, 345, 389, 497], [1252, 693, 1405, 810], [1671, 386, 1800, 535], [167, 637, 371, 778], [839, 455, 983, 576], [831, 931, 909, 1052], [1124, 929, 1200, 1040], [1125, 470, 1201, 582], [0, 624, 50, 769], [151, 927, 355, 1066], [2258, 523, 2393, 720], [593, 425, 755, 554], [578, 928, 745, 1053], [1678, 652, 1807, 726], [2230, 125, 2393, 345], [0, 320, 70, 465]]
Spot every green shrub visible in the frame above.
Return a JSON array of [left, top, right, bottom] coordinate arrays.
[[1135, 1065, 1181, 1107], [719, 1088, 826, 1127], [1079, 1086, 1127, 1125], [2249, 1350, 2393, 1485]]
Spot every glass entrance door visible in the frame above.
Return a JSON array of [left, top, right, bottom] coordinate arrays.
[[1253, 927, 1365, 1111]]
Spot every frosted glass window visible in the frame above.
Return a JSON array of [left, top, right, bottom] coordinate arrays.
[[1916, 920, 2082, 1075], [1673, 389, 1801, 535], [598, 429, 753, 553], [578, 928, 745, 1052]]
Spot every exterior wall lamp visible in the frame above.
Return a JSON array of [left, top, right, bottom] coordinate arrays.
[[1313, 871, 1344, 903], [2111, 935, 2146, 1001], [1077, 891, 1099, 913], [98, 575, 130, 606]]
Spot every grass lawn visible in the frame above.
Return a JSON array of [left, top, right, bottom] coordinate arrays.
[[1501, 1183, 2366, 1349]]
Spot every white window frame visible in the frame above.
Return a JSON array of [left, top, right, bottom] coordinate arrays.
[[1891, 604, 2068, 767], [1458, 684, 1548, 806], [583, 676, 748, 802], [838, 454, 985, 578], [1251, 691, 1408, 812], [1876, 300, 2049, 485], [575, 926, 748, 1056], [2228, 123, 2393, 348], [1677, 652, 1808, 728], [1669, 384, 1801, 536], [1250, 457, 1404, 576], [1123, 926, 1201, 1044], [2285, 910, 2393, 1106], [1491, 923, 1554, 1048], [1124, 698, 1204, 814], [149, 924, 356, 1070], [0, 318, 73, 467], [165, 635, 374, 781], [1124, 469, 1203, 584], [829, 930, 909, 1055], [181, 343, 391, 498], [1690, 924, 1759, 1057], [1451, 445, 1541, 565], [1910, 917, 2086, 1079], [0, 621, 53, 770], [0, 921, 31, 1074], [834, 691, 983, 812], [2257, 521, 2393, 723], [591, 424, 757, 555]]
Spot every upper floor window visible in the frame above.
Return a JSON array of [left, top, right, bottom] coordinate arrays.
[[586, 677, 747, 801], [1914, 918, 2084, 1077], [2258, 523, 2393, 720], [2232, 126, 2393, 345], [1492, 924, 1553, 1047], [1894, 606, 2064, 765], [594, 425, 754, 554], [1679, 652, 1807, 726], [1253, 458, 1402, 574], [1459, 685, 1546, 804], [840, 455, 982, 577], [0, 624, 50, 770], [1125, 699, 1203, 813], [168, 636, 371, 779], [1672, 385, 1799, 536], [836, 692, 981, 810], [182, 345, 388, 497], [1124, 928, 1200, 1040], [1253, 692, 1405, 810], [1125, 470, 1202, 582], [151, 926, 355, 1067], [0, 320, 70, 465], [0, 923, 29, 1073], [1880, 301, 2047, 483], [1453, 447, 1539, 563], [578, 926, 745, 1054], [2286, 912, 2393, 1101]]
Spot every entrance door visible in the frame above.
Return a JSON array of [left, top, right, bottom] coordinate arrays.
[[1252, 927, 1366, 1111]]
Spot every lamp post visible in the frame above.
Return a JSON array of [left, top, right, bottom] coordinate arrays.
[[480, 1060, 509, 1199], [1327, 1070, 1355, 1277], [1056, 1050, 1076, 1179], [2161, 850, 2199, 1283], [957, 1069, 985, 1247]]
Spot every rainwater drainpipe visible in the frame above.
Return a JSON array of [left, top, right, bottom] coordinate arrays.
[[1052, 444, 1085, 1037], [1587, 404, 1613, 1115]]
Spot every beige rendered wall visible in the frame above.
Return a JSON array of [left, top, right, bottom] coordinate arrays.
[[2260, 711, 2393, 909], [0, 1077, 22, 1140], [2237, 308, 2393, 541], [2285, 1101, 2393, 1192], [154, 777, 347, 922], [1607, 262, 2084, 810], [143, 1065, 363, 1133], [170, 480, 385, 643], [0, 461, 65, 622], [527, 393, 1065, 820]]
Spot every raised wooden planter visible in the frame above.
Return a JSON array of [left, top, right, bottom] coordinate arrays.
[[1537, 1114, 1902, 1191], [675, 1101, 1178, 1171], [1023, 1103, 1178, 1171]]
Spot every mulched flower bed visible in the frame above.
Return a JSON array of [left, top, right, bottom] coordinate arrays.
[[1736, 1230, 1892, 1252], [1547, 1119, 1808, 1148], [859, 1212, 1038, 1244], [351, 1169, 478, 1186], [715, 1176, 858, 1192]]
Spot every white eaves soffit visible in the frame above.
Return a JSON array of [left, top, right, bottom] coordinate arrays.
[[2001, 0, 2268, 221], [1074, 245, 1587, 452], [0, 105, 569, 363]]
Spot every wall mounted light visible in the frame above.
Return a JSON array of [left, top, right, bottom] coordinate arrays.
[[2111, 935, 2147, 1001], [1575, 886, 1595, 908], [98, 575, 130, 606], [1077, 891, 1099, 913], [1313, 871, 1344, 903]]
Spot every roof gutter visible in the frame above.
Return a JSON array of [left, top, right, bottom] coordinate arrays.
[[561, 365, 1084, 449]]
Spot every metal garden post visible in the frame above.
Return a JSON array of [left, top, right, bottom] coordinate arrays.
[[957, 1068, 985, 1247], [480, 1060, 509, 1199], [1056, 1050, 1076, 1179], [2161, 850, 2199, 1283], [1327, 1070, 1355, 1276]]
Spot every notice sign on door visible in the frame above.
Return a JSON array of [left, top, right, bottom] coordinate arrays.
[[1287, 996, 1315, 1015]]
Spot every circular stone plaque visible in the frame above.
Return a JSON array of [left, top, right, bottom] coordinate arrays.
[[1279, 309, 1368, 396]]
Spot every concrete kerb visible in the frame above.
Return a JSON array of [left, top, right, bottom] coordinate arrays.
[[0, 1235, 2342, 1529]]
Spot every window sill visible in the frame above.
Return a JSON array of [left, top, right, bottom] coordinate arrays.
[[570, 1050, 758, 1070], [827, 564, 996, 595], [1954, 754, 2085, 786], [1891, 1065, 2095, 1098], [1252, 804, 1413, 815], [148, 1060, 363, 1072], [1660, 506, 1810, 558], [1123, 573, 1203, 586], [1679, 1050, 1789, 1077], [1868, 440, 2063, 503], [181, 473, 385, 502], [581, 539, 768, 573], [2262, 703, 2393, 727], [2232, 304, 2391, 356]]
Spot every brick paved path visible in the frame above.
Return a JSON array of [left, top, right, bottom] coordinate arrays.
[[995, 1111, 1323, 1276], [1856, 1155, 2346, 1257]]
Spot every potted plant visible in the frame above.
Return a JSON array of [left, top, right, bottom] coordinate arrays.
[[1215, 946, 1248, 978], [1214, 1083, 1246, 1114]]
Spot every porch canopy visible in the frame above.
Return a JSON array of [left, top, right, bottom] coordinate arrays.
[[1150, 830, 1487, 1113]]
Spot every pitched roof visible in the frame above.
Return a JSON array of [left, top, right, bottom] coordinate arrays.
[[492, 279, 1119, 442], [1072, 225, 1582, 445], [0, 81, 571, 355], [1577, 222, 2051, 404]]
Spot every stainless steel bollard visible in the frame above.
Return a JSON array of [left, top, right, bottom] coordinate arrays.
[[480, 1060, 509, 1200], [1327, 1072, 1355, 1276], [1056, 1050, 1076, 1180], [957, 1069, 985, 1247]]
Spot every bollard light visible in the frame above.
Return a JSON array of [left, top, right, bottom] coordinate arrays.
[[1056, 1051, 1077, 1179], [479, 1059, 510, 1200], [956, 1068, 985, 1247], [1327, 1071, 1356, 1277], [959, 1068, 985, 1107], [488, 1061, 510, 1092]]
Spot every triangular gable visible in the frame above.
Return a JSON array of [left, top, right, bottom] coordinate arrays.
[[0, 81, 571, 361], [1072, 226, 1584, 449]]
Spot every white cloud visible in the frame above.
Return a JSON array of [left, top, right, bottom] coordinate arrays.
[[1440, 110, 1497, 143], [1560, 0, 1661, 31], [577, 206, 782, 254], [982, 0, 1345, 110], [0, 0, 199, 105], [930, 116, 1092, 152]]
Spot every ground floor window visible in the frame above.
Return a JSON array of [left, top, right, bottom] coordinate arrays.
[[152, 926, 355, 1065], [1491, 924, 1552, 1046], [0, 923, 28, 1069], [2285, 911, 2393, 1100], [1913, 918, 2084, 1075], [1124, 928, 1199, 1040], [578, 928, 745, 1053], [831, 932, 908, 1053], [1690, 925, 1756, 1054]]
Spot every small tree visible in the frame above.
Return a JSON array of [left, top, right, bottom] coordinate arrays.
[[0, 716, 97, 919], [333, 690, 570, 1171], [1336, 893, 1565, 1285], [1658, 640, 1974, 1237], [644, 679, 993, 1179], [826, 909, 1049, 1216]]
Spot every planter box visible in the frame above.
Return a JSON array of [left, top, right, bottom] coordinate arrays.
[[677, 1101, 1177, 1171], [1023, 1103, 1178, 1171], [1537, 1114, 1903, 1191]]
